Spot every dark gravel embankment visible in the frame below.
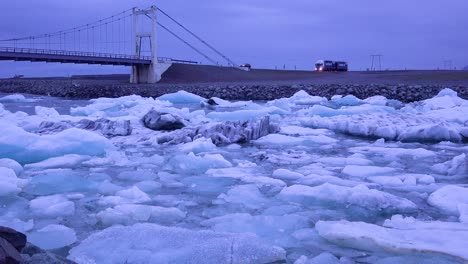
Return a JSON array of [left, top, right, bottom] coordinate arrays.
[[0, 65, 467, 102]]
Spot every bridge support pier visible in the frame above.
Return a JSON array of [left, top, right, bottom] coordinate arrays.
[[130, 62, 172, 84], [130, 5, 162, 84]]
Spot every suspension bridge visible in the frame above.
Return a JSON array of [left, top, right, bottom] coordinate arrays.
[[0, 6, 237, 83]]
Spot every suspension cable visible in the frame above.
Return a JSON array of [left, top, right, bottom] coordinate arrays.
[[0, 8, 134, 42], [157, 22, 217, 65], [157, 7, 237, 67]]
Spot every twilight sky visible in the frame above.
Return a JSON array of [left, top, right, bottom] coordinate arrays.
[[0, 0, 467, 77]]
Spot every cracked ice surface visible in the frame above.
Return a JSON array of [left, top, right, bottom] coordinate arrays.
[[0, 89, 467, 263]]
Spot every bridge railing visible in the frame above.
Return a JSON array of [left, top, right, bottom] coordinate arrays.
[[0, 47, 152, 61], [0, 47, 200, 65]]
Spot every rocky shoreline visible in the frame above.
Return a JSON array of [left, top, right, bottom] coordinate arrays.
[[0, 226, 73, 264], [0, 79, 467, 102]]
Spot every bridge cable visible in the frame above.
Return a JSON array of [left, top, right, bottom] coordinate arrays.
[[157, 21, 217, 65], [157, 8, 237, 67], [0, 8, 134, 42]]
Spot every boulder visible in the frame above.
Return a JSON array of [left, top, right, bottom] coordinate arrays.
[[0, 237, 22, 264], [0, 226, 26, 252], [142, 110, 186, 131], [20, 243, 76, 264]]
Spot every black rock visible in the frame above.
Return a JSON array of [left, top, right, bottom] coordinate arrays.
[[0, 237, 22, 264], [206, 98, 219, 106], [21, 243, 76, 264], [0, 227, 26, 252], [142, 110, 186, 131]]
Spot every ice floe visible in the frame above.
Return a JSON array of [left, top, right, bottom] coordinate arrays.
[[316, 215, 468, 262], [68, 223, 286, 264]]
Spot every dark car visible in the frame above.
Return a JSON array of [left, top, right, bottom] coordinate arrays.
[[315, 60, 335, 71], [334, 61, 348, 72]]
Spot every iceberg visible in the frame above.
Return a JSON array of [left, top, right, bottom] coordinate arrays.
[[157, 90, 205, 104], [0, 123, 114, 164]]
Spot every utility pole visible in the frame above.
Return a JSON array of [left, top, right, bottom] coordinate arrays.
[[370, 54, 383, 71]]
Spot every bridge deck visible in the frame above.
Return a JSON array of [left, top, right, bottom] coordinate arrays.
[[0, 47, 153, 66]]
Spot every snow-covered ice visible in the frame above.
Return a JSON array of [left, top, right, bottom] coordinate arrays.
[[0, 89, 467, 263], [68, 223, 286, 264]]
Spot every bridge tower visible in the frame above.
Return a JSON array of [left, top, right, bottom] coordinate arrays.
[[130, 6, 170, 84]]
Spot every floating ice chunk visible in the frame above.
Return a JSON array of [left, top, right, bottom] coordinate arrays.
[[217, 184, 269, 210], [316, 217, 468, 261], [24, 154, 90, 170], [427, 185, 468, 216], [407, 88, 468, 112], [206, 106, 287, 122], [71, 94, 171, 118], [294, 252, 340, 264], [135, 180, 162, 193], [459, 204, 468, 223], [431, 153, 467, 177], [99, 186, 151, 206], [116, 169, 157, 181], [29, 194, 75, 217], [206, 167, 286, 188], [28, 224, 76, 250], [297, 174, 366, 188], [69, 223, 286, 264], [255, 133, 337, 146], [368, 174, 435, 187], [96, 204, 185, 226], [0, 124, 114, 164], [279, 184, 416, 212], [169, 152, 232, 174], [342, 165, 397, 178], [363, 95, 390, 106], [202, 97, 254, 108], [272, 169, 304, 181], [178, 138, 217, 153], [332, 95, 362, 106], [0, 94, 36, 103], [254, 134, 306, 145], [280, 126, 331, 136], [317, 156, 372, 166], [0, 217, 33, 233], [201, 213, 309, 248], [35, 106, 59, 117], [0, 167, 27, 196], [157, 90, 205, 104], [116, 186, 151, 203], [0, 158, 23, 175], [304, 104, 395, 117], [24, 169, 96, 195], [350, 146, 436, 161]]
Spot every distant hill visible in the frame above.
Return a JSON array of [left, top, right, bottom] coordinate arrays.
[[464, 65, 468, 71]]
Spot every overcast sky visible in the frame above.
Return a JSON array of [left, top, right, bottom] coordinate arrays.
[[1, 0, 467, 77]]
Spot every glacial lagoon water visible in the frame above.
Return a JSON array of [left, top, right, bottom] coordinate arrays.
[[0, 90, 467, 263]]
